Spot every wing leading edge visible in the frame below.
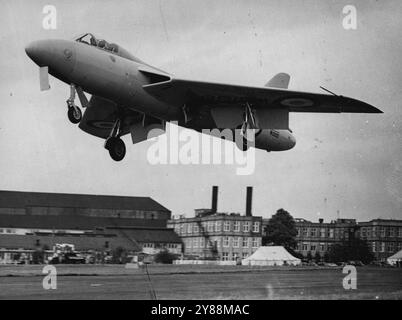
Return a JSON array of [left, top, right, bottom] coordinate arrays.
[[143, 78, 382, 114]]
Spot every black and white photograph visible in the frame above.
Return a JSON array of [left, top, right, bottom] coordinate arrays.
[[0, 0, 401, 308]]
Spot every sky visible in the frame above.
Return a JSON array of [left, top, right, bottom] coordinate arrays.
[[0, 0, 401, 222]]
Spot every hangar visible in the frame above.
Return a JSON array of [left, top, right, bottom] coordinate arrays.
[[0, 190, 182, 264]]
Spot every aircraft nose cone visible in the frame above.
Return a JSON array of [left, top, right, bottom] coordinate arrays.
[[25, 40, 51, 66]]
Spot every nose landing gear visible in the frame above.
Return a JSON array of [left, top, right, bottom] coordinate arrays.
[[66, 84, 82, 124], [104, 118, 126, 161]]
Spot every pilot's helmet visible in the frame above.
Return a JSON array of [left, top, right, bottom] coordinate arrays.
[[98, 40, 106, 48], [90, 37, 97, 46]]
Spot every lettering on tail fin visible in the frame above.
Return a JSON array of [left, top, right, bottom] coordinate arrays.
[[265, 73, 290, 89]]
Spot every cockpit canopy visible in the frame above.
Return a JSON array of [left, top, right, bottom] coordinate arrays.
[[74, 33, 143, 63]]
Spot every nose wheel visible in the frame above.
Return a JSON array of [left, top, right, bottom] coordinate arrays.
[[67, 106, 82, 124], [104, 117, 126, 161], [66, 84, 82, 124]]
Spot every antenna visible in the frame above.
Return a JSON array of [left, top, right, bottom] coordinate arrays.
[[320, 86, 339, 96]]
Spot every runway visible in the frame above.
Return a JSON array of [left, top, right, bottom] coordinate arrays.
[[0, 265, 401, 299]]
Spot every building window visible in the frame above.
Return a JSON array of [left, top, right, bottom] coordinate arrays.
[[242, 237, 249, 248], [242, 252, 249, 259], [222, 252, 229, 261], [320, 243, 325, 251], [399, 228, 402, 238], [233, 237, 240, 248], [310, 244, 316, 251], [310, 228, 316, 237], [223, 237, 230, 247], [320, 228, 326, 238], [380, 227, 385, 238], [224, 221, 230, 232], [380, 242, 385, 252], [193, 225, 199, 233], [390, 228, 395, 237], [329, 229, 334, 238], [215, 221, 221, 232], [187, 224, 192, 234], [302, 243, 308, 251], [207, 221, 214, 232], [233, 221, 240, 232], [200, 237, 205, 248], [232, 252, 239, 261], [252, 222, 260, 233], [243, 222, 250, 232], [193, 238, 198, 248], [252, 238, 259, 248]]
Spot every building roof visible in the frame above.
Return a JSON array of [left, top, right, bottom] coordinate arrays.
[[0, 190, 170, 212], [111, 228, 182, 244], [0, 234, 140, 251], [0, 214, 167, 230]]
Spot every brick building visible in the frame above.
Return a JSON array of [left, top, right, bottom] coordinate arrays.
[[263, 217, 402, 261], [167, 186, 262, 261]]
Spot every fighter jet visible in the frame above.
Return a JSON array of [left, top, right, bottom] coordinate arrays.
[[25, 33, 382, 161]]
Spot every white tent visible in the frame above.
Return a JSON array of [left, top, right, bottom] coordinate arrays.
[[242, 246, 301, 266], [387, 250, 402, 266]]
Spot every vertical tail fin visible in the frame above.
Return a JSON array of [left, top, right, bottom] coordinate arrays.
[[265, 73, 290, 89]]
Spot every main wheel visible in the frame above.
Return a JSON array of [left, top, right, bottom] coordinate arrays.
[[67, 107, 82, 124], [107, 137, 126, 161]]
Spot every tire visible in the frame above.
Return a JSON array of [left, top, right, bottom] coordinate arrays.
[[67, 107, 82, 124], [108, 137, 126, 161]]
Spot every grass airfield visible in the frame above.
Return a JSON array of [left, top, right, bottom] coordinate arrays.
[[0, 264, 401, 300]]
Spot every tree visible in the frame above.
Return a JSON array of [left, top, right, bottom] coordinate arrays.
[[327, 238, 374, 264], [154, 250, 177, 264], [263, 209, 297, 250]]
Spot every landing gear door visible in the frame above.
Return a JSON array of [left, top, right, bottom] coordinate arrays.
[[130, 117, 166, 145]]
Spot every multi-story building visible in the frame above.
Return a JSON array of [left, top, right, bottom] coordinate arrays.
[[168, 186, 262, 261], [291, 218, 358, 259], [263, 217, 402, 261], [357, 219, 402, 261], [168, 212, 262, 261]]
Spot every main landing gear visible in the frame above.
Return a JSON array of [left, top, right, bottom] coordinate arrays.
[[104, 118, 126, 161], [236, 102, 260, 151], [66, 84, 82, 124]]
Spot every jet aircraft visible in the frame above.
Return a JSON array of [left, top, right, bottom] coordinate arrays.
[[25, 33, 382, 161]]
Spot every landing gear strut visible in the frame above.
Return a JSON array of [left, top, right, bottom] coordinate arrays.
[[66, 84, 82, 124], [236, 102, 260, 151], [104, 118, 126, 161]]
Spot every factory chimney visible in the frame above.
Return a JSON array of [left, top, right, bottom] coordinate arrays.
[[211, 186, 218, 213], [246, 186, 253, 216]]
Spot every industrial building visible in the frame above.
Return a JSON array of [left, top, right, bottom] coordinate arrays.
[[0, 190, 182, 264], [167, 186, 262, 261]]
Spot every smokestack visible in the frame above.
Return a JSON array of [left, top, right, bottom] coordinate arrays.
[[211, 186, 218, 213], [246, 186, 253, 216]]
